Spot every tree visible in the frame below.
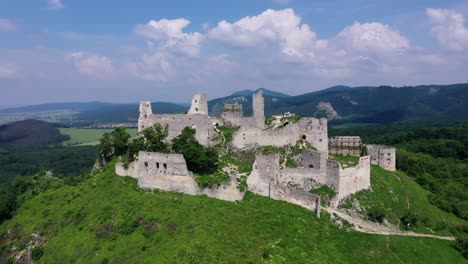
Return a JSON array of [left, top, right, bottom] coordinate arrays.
[[98, 127, 131, 162], [141, 124, 170, 153], [110, 127, 131, 156], [172, 127, 218, 174], [98, 132, 114, 162]]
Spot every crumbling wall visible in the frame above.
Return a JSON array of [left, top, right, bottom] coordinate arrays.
[[270, 185, 321, 217], [247, 153, 280, 196], [277, 168, 326, 190], [121, 151, 244, 201], [221, 104, 243, 127], [138, 101, 153, 132], [326, 156, 371, 200], [252, 90, 265, 128], [367, 144, 396, 171], [231, 118, 328, 154], [144, 113, 218, 147], [329, 136, 362, 156], [188, 93, 208, 115]]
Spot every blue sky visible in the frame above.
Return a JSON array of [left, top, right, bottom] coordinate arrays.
[[1, 0, 468, 105]]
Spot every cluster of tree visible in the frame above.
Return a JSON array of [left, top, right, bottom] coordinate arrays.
[[0, 145, 96, 184], [98, 125, 219, 175]]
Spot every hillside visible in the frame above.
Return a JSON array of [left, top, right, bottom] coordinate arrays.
[[0, 162, 465, 263], [209, 83, 468, 124], [0, 119, 69, 148]]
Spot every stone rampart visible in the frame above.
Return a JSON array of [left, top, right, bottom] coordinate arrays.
[[326, 156, 371, 200]]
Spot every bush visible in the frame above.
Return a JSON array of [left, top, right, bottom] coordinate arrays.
[[173, 127, 219, 175], [31, 247, 44, 261], [400, 211, 418, 230], [367, 206, 386, 223]]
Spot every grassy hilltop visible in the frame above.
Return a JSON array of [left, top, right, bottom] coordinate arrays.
[[0, 161, 465, 263]]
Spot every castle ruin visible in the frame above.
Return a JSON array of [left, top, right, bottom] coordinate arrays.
[[117, 91, 396, 215]]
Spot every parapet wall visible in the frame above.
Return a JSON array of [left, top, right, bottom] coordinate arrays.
[[367, 144, 396, 171], [329, 136, 363, 156]]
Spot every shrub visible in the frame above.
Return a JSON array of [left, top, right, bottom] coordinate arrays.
[[31, 247, 44, 261], [400, 211, 418, 230], [173, 127, 219, 175], [367, 206, 386, 223]]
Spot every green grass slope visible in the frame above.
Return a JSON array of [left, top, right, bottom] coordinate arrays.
[[341, 165, 464, 235], [1, 162, 465, 263]]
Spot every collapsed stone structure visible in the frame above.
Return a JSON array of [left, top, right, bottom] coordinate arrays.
[[117, 91, 396, 215]]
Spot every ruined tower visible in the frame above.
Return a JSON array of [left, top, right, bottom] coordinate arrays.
[[138, 101, 153, 132], [188, 93, 208, 115], [253, 90, 265, 128]]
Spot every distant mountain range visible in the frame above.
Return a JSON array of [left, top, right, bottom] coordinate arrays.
[[1, 84, 467, 125]]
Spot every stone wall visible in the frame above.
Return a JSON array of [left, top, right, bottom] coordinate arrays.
[[247, 153, 280, 196], [270, 185, 321, 217], [329, 136, 362, 156], [367, 144, 396, 171], [188, 93, 208, 115], [116, 151, 244, 202], [221, 104, 243, 127], [326, 156, 371, 200], [252, 90, 265, 128], [231, 118, 328, 155]]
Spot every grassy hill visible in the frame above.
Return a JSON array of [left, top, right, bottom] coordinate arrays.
[[0, 162, 465, 263], [341, 166, 464, 235], [0, 119, 69, 148]]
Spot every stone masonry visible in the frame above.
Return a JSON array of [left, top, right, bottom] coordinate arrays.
[[119, 90, 397, 215]]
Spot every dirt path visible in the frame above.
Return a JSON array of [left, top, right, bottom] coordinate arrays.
[[325, 207, 455, 241]]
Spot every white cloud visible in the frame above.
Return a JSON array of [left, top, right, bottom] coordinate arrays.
[[336, 22, 410, 54], [0, 63, 19, 79], [0, 18, 17, 32], [126, 53, 175, 81], [208, 9, 325, 61], [48, 0, 64, 10], [427, 8, 468, 51], [135, 18, 203, 57], [65, 52, 115, 78]]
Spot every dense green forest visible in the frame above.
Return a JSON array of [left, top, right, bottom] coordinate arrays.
[[0, 145, 96, 184]]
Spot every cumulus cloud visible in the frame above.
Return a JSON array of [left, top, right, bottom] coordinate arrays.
[[0, 63, 19, 79], [135, 18, 203, 57], [65, 52, 115, 78], [48, 0, 64, 10], [208, 9, 326, 61], [336, 22, 410, 54], [426, 8, 468, 51], [0, 18, 17, 32], [126, 53, 175, 81]]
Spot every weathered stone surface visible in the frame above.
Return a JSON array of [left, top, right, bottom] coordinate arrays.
[[367, 144, 396, 171], [329, 136, 363, 156], [188, 93, 208, 115]]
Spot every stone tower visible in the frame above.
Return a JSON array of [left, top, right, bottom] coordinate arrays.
[[253, 90, 265, 128], [138, 101, 153, 132], [187, 93, 208, 115]]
